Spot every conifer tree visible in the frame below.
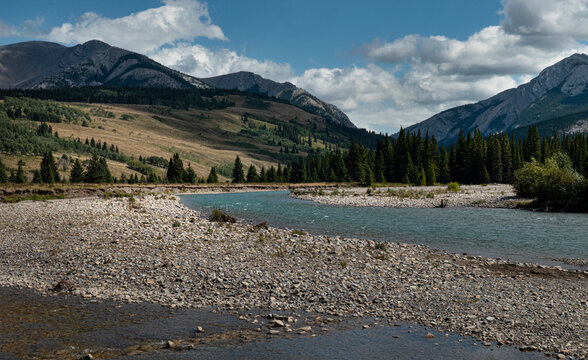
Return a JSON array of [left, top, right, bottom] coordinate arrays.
[[147, 171, 159, 183], [0, 158, 7, 183], [207, 167, 218, 183], [70, 159, 84, 183], [232, 156, 245, 183], [267, 166, 277, 183], [183, 163, 197, 184], [259, 166, 267, 183], [40, 152, 59, 183], [438, 146, 450, 183], [166, 153, 185, 183], [246, 164, 259, 183]]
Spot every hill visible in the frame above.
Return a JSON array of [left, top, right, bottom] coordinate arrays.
[[0, 87, 379, 182], [406, 53, 588, 144]]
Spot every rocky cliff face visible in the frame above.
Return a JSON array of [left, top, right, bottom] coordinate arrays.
[[201, 71, 356, 128], [407, 53, 588, 143], [0, 40, 208, 89]]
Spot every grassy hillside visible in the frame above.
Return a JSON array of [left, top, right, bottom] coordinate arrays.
[[0, 89, 378, 182]]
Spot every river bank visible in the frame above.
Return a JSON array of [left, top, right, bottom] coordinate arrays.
[[291, 184, 524, 208], [0, 193, 586, 359]]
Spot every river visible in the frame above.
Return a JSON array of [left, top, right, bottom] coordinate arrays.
[[180, 191, 588, 269]]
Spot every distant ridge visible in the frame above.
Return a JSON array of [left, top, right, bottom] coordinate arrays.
[[201, 71, 356, 128], [406, 53, 588, 143]]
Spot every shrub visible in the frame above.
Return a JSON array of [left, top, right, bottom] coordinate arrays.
[[447, 182, 460, 192], [514, 152, 585, 211], [209, 208, 236, 223]]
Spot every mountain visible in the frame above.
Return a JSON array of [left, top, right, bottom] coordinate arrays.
[[200, 71, 356, 128], [406, 53, 588, 143], [0, 40, 208, 89], [0, 40, 356, 129]]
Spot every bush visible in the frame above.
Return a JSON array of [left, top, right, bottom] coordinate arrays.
[[447, 182, 460, 192], [514, 152, 585, 211], [209, 208, 236, 223]]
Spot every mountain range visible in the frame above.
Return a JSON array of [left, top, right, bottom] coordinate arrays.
[[407, 53, 588, 143], [0, 40, 353, 128], [2, 39, 588, 142]]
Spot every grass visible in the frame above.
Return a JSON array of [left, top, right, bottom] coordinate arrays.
[[2, 193, 65, 203], [447, 182, 461, 192]]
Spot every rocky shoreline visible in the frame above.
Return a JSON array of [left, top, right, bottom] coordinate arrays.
[[292, 184, 525, 209], [0, 192, 586, 359]]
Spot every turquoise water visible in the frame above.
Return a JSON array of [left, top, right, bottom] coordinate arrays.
[[180, 191, 588, 267]]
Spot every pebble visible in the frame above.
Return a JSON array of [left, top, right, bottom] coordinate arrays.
[[293, 184, 522, 209], [0, 193, 585, 359]]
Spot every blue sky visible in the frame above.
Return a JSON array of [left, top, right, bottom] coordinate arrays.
[[2, 0, 588, 133]]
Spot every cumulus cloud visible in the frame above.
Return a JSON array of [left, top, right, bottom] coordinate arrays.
[[0, 19, 11, 37], [43, 0, 225, 54], [292, 64, 519, 131], [501, 0, 588, 39], [150, 43, 294, 81]]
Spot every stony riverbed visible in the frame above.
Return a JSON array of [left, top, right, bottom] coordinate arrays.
[[292, 184, 524, 208], [0, 193, 586, 359]]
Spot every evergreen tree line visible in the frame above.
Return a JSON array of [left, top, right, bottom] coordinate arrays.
[[278, 125, 588, 185]]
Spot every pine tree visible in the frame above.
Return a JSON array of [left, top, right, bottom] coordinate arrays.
[[438, 146, 450, 183], [525, 125, 541, 161], [32, 170, 42, 183], [40, 152, 59, 184], [232, 156, 245, 183], [267, 166, 277, 183], [147, 171, 158, 183], [259, 166, 267, 183], [166, 153, 185, 183], [207, 167, 218, 183], [70, 159, 85, 183], [9, 165, 26, 184], [84, 154, 112, 183], [183, 163, 197, 184], [0, 158, 7, 183], [246, 164, 259, 183]]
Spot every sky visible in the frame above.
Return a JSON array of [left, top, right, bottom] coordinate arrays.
[[2, 0, 588, 133]]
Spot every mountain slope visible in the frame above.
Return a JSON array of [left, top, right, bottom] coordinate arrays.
[[200, 71, 356, 128], [0, 40, 208, 89], [407, 53, 588, 143]]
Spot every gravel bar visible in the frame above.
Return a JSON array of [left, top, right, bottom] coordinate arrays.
[[292, 184, 524, 208], [0, 193, 586, 359]]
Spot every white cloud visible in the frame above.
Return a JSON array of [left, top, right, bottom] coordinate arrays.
[[149, 43, 294, 81], [0, 19, 11, 37], [501, 0, 588, 39], [43, 0, 225, 54], [292, 64, 520, 132]]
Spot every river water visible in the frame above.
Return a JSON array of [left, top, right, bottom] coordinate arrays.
[[180, 191, 588, 268]]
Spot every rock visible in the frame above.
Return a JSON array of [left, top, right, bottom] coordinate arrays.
[[362, 325, 370, 329], [268, 329, 281, 335], [196, 326, 205, 333], [486, 316, 495, 321], [424, 333, 435, 339], [79, 355, 94, 360], [271, 319, 285, 327]]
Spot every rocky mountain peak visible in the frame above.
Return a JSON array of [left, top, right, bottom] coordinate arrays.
[[406, 53, 588, 143]]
